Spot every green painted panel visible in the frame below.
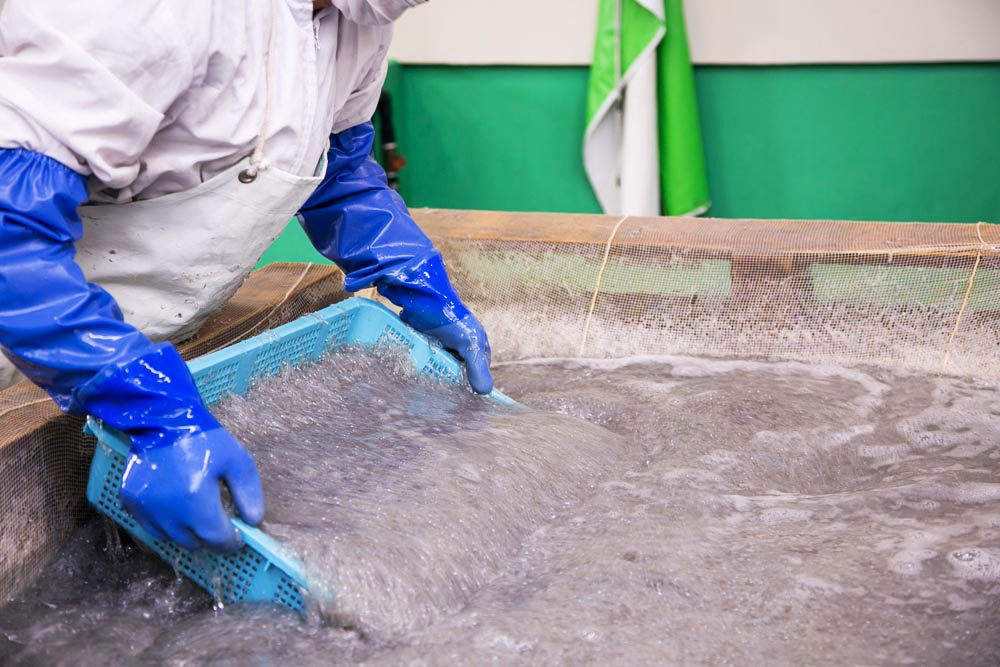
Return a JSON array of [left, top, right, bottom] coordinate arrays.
[[394, 63, 1000, 223], [451, 248, 731, 298], [393, 66, 602, 214], [255, 219, 334, 269], [811, 265, 1000, 312], [696, 64, 1000, 223]]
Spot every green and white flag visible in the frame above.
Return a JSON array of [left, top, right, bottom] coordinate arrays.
[[584, 0, 710, 217]]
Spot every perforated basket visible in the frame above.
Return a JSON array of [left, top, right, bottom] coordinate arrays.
[[85, 297, 515, 614]]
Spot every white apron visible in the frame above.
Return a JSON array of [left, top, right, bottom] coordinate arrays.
[[0, 155, 325, 389], [76, 156, 324, 342]]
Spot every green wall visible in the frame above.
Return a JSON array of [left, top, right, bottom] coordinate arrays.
[[696, 64, 1000, 222], [392, 66, 601, 215], [393, 63, 1000, 222], [260, 63, 1000, 267]]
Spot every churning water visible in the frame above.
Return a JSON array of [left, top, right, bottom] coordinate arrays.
[[1, 348, 998, 666]]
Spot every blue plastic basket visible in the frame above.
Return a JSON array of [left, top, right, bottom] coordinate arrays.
[[85, 297, 516, 615]]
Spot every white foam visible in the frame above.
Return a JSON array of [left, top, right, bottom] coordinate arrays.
[[857, 443, 912, 466], [499, 353, 890, 416], [923, 482, 1000, 505], [888, 549, 938, 576], [756, 507, 813, 525], [948, 549, 1000, 582]]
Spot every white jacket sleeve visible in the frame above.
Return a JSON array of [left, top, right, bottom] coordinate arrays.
[[329, 0, 427, 26], [0, 0, 196, 188], [331, 42, 391, 135]]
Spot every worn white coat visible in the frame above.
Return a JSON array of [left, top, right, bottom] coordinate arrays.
[[0, 0, 425, 202], [0, 0, 425, 390]]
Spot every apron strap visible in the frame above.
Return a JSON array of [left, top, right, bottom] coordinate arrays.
[[240, 0, 278, 184]]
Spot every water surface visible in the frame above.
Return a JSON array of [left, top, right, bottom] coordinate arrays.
[[1, 350, 997, 665]]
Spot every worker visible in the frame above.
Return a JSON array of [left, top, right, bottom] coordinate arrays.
[[0, 0, 492, 552]]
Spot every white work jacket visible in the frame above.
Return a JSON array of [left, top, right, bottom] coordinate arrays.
[[0, 0, 425, 203]]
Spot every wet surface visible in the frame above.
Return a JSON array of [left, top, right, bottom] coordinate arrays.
[[1, 350, 998, 665]]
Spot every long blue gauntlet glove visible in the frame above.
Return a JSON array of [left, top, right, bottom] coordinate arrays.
[[375, 252, 493, 394], [0, 150, 151, 407], [298, 123, 494, 393], [0, 149, 263, 551]]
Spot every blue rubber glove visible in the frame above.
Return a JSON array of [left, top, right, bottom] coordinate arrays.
[[80, 345, 265, 552], [298, 123, 493, 393], [0, 148, 263, 551]]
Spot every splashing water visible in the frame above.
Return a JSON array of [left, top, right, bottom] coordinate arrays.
[[218, 348, 633, 635], [1, 349, 998, 666]]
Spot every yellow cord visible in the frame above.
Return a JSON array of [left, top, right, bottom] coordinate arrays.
[[579, 216, 629, 356], [940, 222, 987, 374]]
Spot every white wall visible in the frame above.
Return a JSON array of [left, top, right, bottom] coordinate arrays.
[[390, 0, 1000, 65]]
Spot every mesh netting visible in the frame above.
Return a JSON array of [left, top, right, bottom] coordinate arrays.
[[413, 210, 1000, 380], [0, 263, 348, 602]]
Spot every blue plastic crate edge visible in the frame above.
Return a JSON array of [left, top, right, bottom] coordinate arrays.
[[84, 419, 310, 594], [187, 298, 517, 407]]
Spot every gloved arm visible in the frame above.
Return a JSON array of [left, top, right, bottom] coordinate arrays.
[[298, 122, 493, 394], [0, 148, 263, 551]]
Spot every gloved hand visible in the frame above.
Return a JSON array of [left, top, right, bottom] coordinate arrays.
[[80, 345, 265, 552], [298, 122, 493, 393], [119, 430, 263, 551], [375, 252, 493, 394], [0, 148, 263, 551]]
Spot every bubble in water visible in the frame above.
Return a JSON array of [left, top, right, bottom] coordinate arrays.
[[948, 549, 1000, 582]]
